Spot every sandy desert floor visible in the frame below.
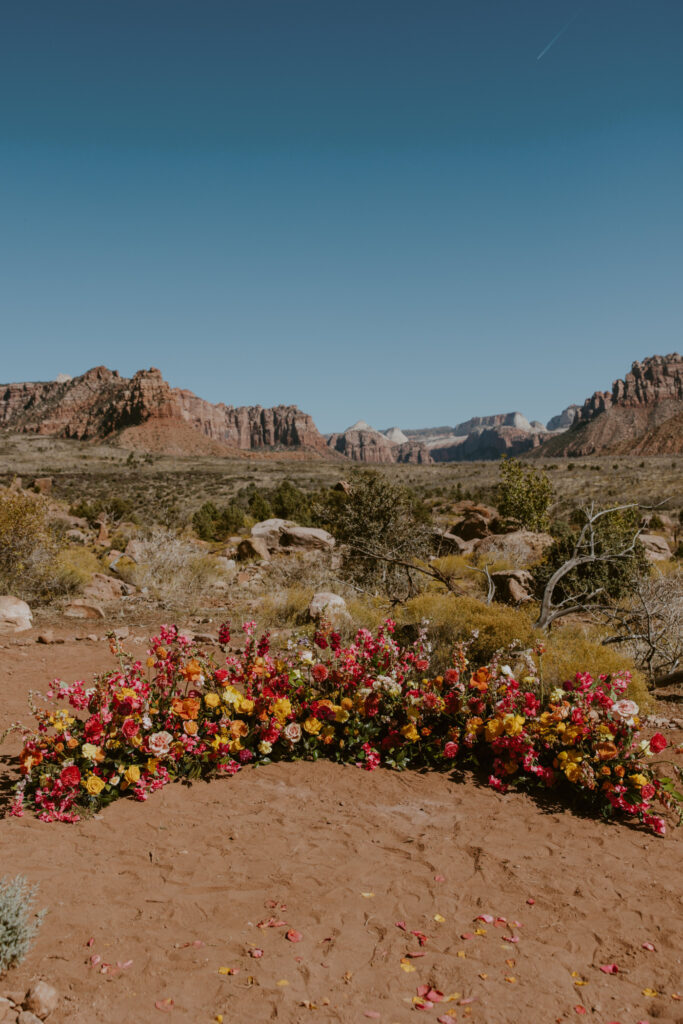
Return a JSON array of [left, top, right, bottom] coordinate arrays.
[[1, 631, 682, 1024]]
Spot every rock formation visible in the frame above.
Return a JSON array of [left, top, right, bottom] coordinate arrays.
[[537, 354, 683, 456], [326, 422, 432, 463], [0, 366, 330, 456]]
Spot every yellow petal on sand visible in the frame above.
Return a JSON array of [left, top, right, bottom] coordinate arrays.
[[571, 971, 580, 978], [457, 950, 466, 958], [574, 981, 588, 987], [361, 892, 375, 898], [505, 976, 517, 984], [277, 979, 290, 986], [217, 967, 233, 975], [479, 973, 488, 980], [444, 993, 461, 1002], [434, 913, 446, 923], [642, 988, 659, 997], [475, 928, 487, 936], [400, 962, 417, 973]]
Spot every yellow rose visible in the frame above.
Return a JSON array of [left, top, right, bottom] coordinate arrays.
[[204, 693, 221, 709], [273, 698, 292, 723], [564, 762, 581, 783], [238, 697, 255, 715], [485, 719, 504, 742], [124, 765, 141, 784], [629, 773, 647, 787], [84, 774, 105, 796], [401, 723, 419, 742], [503, 714, 526, 737], [303, 717, 322, 735], [228, 738, 243, 753], [147, 758, 159, 775], [334, 707, 350, 723]]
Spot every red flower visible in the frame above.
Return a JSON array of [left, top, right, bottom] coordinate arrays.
[[84, 716, 103, 743], [416, 659, 430, 672], [60, 765, 81, 788], [121, 718, 139, 740], [649, 732, 667, 753], [312, 664, 328, 683], [641, 783, 655, 801], [444, 669, 460, 685], [443, 741, 459, 759]]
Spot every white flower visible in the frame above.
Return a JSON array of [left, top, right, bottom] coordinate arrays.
[[500, 665, 513, 677], [299, 650, 314, 664], [147, 731, 173, 757], [258, 740, 273, 755], [612, 699, 639, 723], [550, 688, 566, 703], [142, 714, 152, 730]]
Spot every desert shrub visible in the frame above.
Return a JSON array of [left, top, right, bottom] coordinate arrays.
[[316, 470, 432, 602], [540, 623, 651, 710], [0, 876, 45, 974], [258, 586, 313, 628], [533, 507, 649, 606], [55, 546, 101, 588], [125, 527, 218, 610], [398, 593, 536, 671], [192, 501, 245, 542], [0, 491, 75, 603], [69, 496, 136, 527], [497, 457, 553, 531]]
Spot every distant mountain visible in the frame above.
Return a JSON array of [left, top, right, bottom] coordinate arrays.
[[537, 354, 683, 457], [403, 412, 552, 462], [326, 421, 432, 463], [0, 366, 331, 457]]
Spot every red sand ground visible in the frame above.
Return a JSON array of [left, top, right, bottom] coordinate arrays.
[[1, 632, 682, 1024]]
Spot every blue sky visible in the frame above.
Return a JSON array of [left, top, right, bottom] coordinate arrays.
[[1, 1, 681, 432]]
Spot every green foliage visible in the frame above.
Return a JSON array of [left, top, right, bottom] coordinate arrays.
[[497, 457, 554, 531], [192, 501, 245, 542], [0, 875, 45, 974], [0, 492, 75, 602], [317, 470, 432, 602], [533, 506, 649, 604], [69, 496, 136, 527]]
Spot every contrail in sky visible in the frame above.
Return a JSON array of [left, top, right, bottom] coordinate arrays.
[[536, 11, 581, 61]]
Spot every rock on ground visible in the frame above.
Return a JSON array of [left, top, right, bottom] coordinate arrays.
[[0, 596, 33, 634]]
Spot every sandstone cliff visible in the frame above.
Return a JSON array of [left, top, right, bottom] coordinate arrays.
[[326, 422, 432, 464], [537, 354, 683, 456], [0, 366, 330, 456]]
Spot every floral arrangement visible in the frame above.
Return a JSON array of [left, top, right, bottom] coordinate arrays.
[[8, 620, 681, 832]]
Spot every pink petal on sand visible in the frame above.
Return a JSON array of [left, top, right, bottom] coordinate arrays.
[[417, 985, 430, 997], [599, 964, 618, 974], [438, 1016, 456, 1024], [405, 951, 427, 958], [249, 948, 264, 958], [642, 942, 656, 951], [476, 914, 494, 924], [503, 936, 520, 943], [364, 1013, 381, 1019], [427, 989, 444, 1003], [89, 954, 101, 967], [415, 1001, 433, 1010], [286, 930, 303, 943], [574, 1007, 587, 1016], [434, 874, 445, 882], [395, 921, 407, 931], [86, 937, 95, 947], [460, 933, 474, 940], [155, 998, 174, 1012], [526, 898, 535, 905], [117, 960, 134, 969], [494, 917, 507, 927]]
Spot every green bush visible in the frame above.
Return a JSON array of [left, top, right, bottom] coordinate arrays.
[[497, 457, 553, 531], [0, 492, 74, 603], [192, 501, 245, 542], [0, 875, 45, 974]]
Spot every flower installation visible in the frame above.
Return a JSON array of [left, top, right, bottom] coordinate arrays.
[[9, 620, 681, 831]]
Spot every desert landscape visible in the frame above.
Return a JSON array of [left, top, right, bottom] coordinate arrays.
[[1, 351, 682, 1024]]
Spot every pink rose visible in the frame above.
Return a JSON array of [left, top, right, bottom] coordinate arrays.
[[443, 741, 459, 759], [148, 731, 173, 757], [283, 722, 302, 744], [612, 699, 639, 721], [121, 718, 139, 741]]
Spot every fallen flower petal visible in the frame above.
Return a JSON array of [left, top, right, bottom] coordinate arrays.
[[155, 999, 174, 1012], [395, 921, 407, 931], [476, 914, 494, 924], [249, 948, 264, 958], [286, 930, 303, 943], [642, 989, 658, 997], [642, 942, 656, 951], [574, 1008, 587, 1016], [599, 964, 619, 974]]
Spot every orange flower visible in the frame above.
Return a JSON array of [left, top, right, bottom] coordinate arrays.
[[183, 720, 199, 737], [595, 741, 618, 761], [229, 720, 248, 739], [470, 667, 490, 693], [19, 749, 42, 774], [172, 696, 202, 720], [181, 659, 203, 683]]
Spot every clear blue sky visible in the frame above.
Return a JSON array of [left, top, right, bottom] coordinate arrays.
[[1, 1, 681, 432]]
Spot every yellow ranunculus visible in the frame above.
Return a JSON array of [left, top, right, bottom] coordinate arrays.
[[503, 714, 526, 737], [204, 692, 221, 709], [485, 719, 504, 742], [229, 738, 243, 753], [238, 697, 255, 715], [84, 774, 105, 795], [629, 773, 647, 787], [303, 717, 322, 735], [564, 762, 581, 783], [124, 765, 141, 784], [401, 722, 419, 742], [334, 707, 350, 723]]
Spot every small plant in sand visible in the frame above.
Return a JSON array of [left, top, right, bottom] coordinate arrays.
[[8, 620, 682, 834], [0, 875, 45, 974]]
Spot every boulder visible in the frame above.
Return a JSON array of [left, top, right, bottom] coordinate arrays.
[[251, 518, 296, 552], [64, 600, 105, 620], [82, 573, 135, 602], [124, 538, 145, 563], [491, 569, 535, 604], [639, 533, 672, 562], [33, 476, 53, 495], [477, 530, 555, 566], [432, 529, 474, 556], [65, 528, 89, 544], [451, 512, 491, 542], [237, 536, 271, 562], [23, 982, 59, 1019], [18, 1013, 44, 1024], [279, 526, 335, 551], [0, 596, 33, 634], [308, 591, 350, 627]]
